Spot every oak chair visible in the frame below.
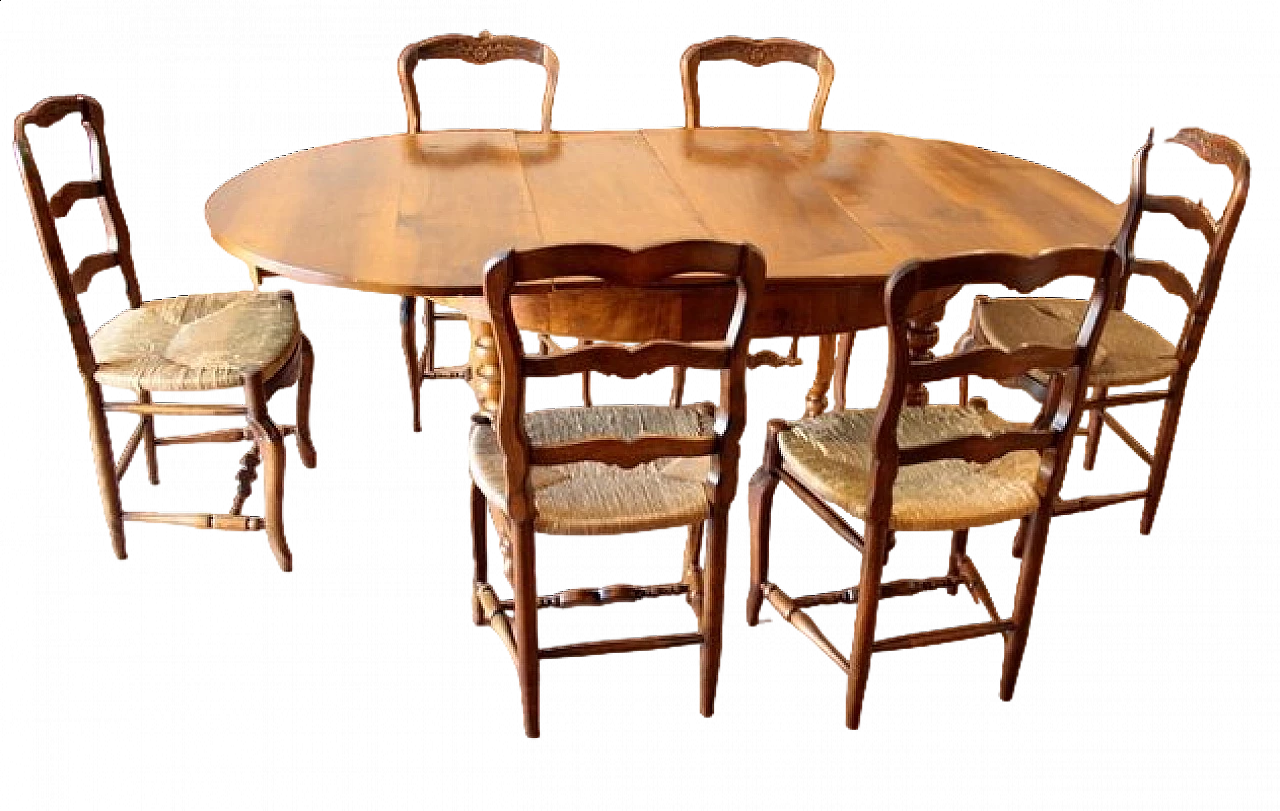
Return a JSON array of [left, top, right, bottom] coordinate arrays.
[[16, 95, 316, 572], [397, 31, 560, 431], [746, 244, 1124, 728], [954, 128, 1248, 534], [670, 36, 848, 408], [469, 240, 764, 737]]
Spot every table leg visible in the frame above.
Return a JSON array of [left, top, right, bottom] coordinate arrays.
[[468, 318, 500, 416], [906, 302, 947, 406], [804, 334, 839, 417]]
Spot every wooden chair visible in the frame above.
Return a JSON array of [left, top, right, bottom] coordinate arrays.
[[954, 128, 1249, 534], [671, 36, 846, 407], [397, 31, 560, 432], [15, 95, 316, 572], [470, 240, 764, 737], [746, 244, 1124, 728]]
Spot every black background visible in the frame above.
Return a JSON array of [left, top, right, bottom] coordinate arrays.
[[0, 3, 1259, 798]]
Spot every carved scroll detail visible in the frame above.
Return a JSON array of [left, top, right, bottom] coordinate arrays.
[[1168, 127, 1247, 174], [230, 446, 260, 515]]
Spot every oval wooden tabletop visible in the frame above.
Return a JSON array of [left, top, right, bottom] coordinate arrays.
[[206, 128, 1122, 306]]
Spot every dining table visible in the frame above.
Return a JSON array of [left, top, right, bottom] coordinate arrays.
[[204, 127, 1122, 415]]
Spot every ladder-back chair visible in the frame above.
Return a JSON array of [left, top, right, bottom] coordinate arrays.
[[470, 240, 764, 737], [955, 128, 1248, 534], [398, 31, 560, 431], [15, 95, 316, 571], [672, 36, 845, 408], [746, 245, 1123, 728]]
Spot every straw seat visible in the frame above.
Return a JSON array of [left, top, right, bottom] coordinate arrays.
[[469, 403, 714, 535], [91, 292, 299, 392], [778, 405, 1042, 532]]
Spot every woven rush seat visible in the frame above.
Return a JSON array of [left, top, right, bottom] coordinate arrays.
[[470, 403, 715, 535], [778, 405, 1043, 532], [975, 297, 1178, 388], [91, 291, 300, 391]]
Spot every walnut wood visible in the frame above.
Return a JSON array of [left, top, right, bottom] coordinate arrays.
[[804, 333, 839, 417], [746, 419, 785, 626], [476, 583, 519, 665], [779, 469, 864, 551], [681, 37, 834, 132], [470, 483, 489, 626], [1100, 413, 1153, 465], [833, 332, 855, 412], [498, 582, 689, 611], [16, 95, 315, 570], [122, 512, 264, 531], [538, 633, 704, 660], [762, 583, 850, 672], [396, 32, 561, 430], [746, 346, 804, 370], [205, 129, 1119, 329], [115, 419, 146, 481], [1053, 489, 1148, 517], [751, 245, 1122, 729], [872, 621, 1016, 653], [230, 446, 260, 516], [1086, 390, 1169, 409], [473, 240, 760, 736], [154, 428, 253, 445]]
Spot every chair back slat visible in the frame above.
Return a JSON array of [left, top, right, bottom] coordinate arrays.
[[14, 94, 143, 380], [523, 342, 732, 380], [898, 429, 1056, 467], [49, 179, 106, 218], [1126, 127, 1254, 365], [681, 36, 835, 132], [529, 436, 719, 469], [482, 240, 764, 523], [399, 31, 559, 133], [863, 245, 1123, 523]]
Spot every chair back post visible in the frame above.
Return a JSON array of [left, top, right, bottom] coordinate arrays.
[[14, 94, 143, 380], [680, 36, 835, 131], [1113, 129, 1154, 310], [481, 241, 766, 526], [399, 31, 560, 134]]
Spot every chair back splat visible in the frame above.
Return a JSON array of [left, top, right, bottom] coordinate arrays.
[[681, 36, 835, 131]]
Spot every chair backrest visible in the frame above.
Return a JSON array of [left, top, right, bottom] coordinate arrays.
[[14, 94, 141, 380], [482, 241, 766, 523], [1126, 128, 1249, 369], [399, 31, 560, 134], [680, 36, 835, 131], [865, 246, 1124, 526]]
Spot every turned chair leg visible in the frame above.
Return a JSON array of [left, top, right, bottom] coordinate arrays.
[[470, 484, 488, 626], [511, 522, 540, 738], [86, 381, 127, 560], [946, 529, 969, 595], [1000, 508, 1051, 701], [1141, 384, 1186, 536], [400, 296, 422, 433], [138, 391, 160, 485], [699, 505, 730, 718], [294, 335, 318, 468], [846, 521, 889, 730], [747, 420, 786, 625], [245, 372, 291, 572]]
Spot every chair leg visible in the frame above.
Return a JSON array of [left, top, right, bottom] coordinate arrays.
[[846, 521, 890, 730], [400, 296, 422, 433], [423, 298, 437, 375], [245, 372, 291, 572], [294, 335, 318, 468], [1011, 515, 1031, 559], [747, 420, 785, 625], [833, 332, 855, 412], [683, 521, 704, 617], [1141, 383, 1186, 536], [1000, 508, 1051, 701], [470, 483, 488, 626], [700, 504, 730, 718], [1082, 386, 1107, 470], [511, 522, 540, 737], [670, 366, 686, 407], [85, 380, 127, 559], [946, 529, 968, 596], [579, 339, 593, 407], [138, 391, 160, 485]]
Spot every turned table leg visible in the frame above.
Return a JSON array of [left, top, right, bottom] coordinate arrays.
[[468, 318, 500, 416], [804, 333, 839, 417], [905, 302, 946, 407]]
